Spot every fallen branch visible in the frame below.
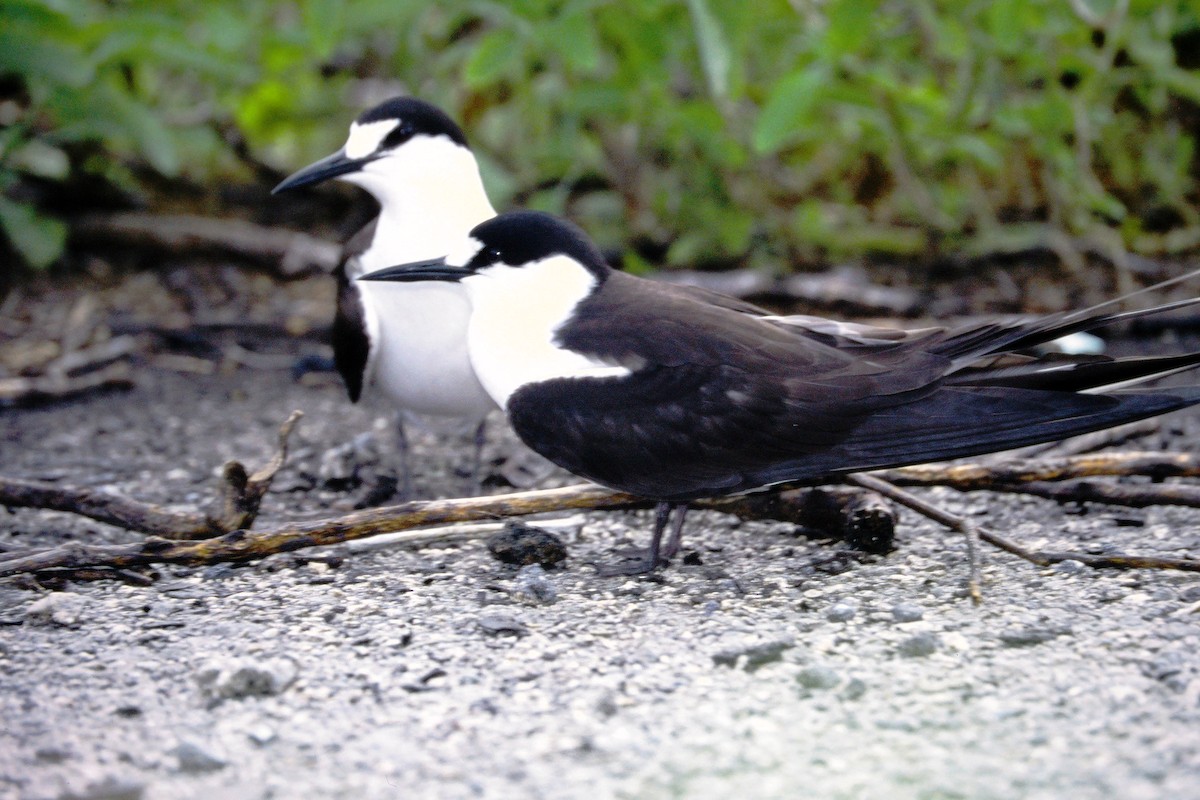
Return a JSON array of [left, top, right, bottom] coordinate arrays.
[[72, 213, 341, 277], [996, 479, 1200, 509], [847, 473, 1200, 605], [0, 483, 895, 578], [0, 362, 135, 408], [880, 451, 1200, 489], [0, 411, 302, 539], [3, 416, 1199, 583]]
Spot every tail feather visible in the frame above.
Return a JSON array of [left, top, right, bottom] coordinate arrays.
[[947, 351, 1200, 393], [749, 385, 1200, 488], [931, 266, 1200, 366]]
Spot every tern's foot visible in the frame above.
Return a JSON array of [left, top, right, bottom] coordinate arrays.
[[591, 548, 668, 577]]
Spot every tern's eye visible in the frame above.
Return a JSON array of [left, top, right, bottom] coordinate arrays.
[[471, 247, 504, 268], [382, 121, 416, 150]]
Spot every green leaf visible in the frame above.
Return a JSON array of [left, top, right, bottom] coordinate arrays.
[[0, 28, 92, 88], [552, 11, 601, 74], [823, 0, 875, 56], [464, 28, 522, 88], [753, 62, 829, 154], [0, 195, 67, 268], [7, 140, 70, 179], [301, 0, 346, 61], [687, 0, 731, 99]]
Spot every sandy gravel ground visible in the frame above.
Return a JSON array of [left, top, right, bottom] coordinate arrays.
[[2, 366, 1200, 800]]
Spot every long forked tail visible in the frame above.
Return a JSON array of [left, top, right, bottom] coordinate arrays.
[[933, 265, 1200, 365], [751, 383, 1200, 488]]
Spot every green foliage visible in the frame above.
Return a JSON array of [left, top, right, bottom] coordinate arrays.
[[2, 0, 1199, 272]]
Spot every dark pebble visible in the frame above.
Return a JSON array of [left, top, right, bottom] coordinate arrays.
[[486, 522, 568, 567], [897, 632, 939, 658], [998, 627, 1070, 648], [712, 638, 794, 671], [478, 614, 528, 636]]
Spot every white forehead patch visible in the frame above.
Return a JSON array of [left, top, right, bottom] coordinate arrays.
[[344, 119, 399, 159], [446, 236, 484, 268]]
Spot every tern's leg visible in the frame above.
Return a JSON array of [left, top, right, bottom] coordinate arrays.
[[661, 503, 689, 559], [644, 501, 672, 569], [466, 418, 488, 494], [595, 501, 682, 576], [394, 412, 414, 501]]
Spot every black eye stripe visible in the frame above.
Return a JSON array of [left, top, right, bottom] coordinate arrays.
[[381, 122, 416, 150], [356, 97, 469, 148], [468, 247, 504, 269]]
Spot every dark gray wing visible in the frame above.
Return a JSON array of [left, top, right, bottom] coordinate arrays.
[[330, 219, 378, 402]]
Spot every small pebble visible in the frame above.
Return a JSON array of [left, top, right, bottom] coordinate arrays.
[[998, 627, 1068, 648], [712, 638, 794, 671], [171, 741, 227, 773], [825, 602, 857, 622], [512, 565, 558, 605], [891, 602, 924, 623], [248, 725, 277, 746], [796, 665, 840, 690], [840, 677, 868, 700], [478, 614, 528, 636], [25, 592, 87, 627], [195, 657, 298, 704], [35, 746, 71, 764], [59, 775, 145, 800], [1051, 559, 1088, 575], [897, 632, 939, 658]]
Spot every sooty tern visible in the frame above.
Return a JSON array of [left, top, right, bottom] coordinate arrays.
[[273, 97, 498, 496], [363, 211, 1200, 571]]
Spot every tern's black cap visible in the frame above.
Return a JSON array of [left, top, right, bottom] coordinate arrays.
[[466, 211, 609, 277], [357, 97, 469, 150]]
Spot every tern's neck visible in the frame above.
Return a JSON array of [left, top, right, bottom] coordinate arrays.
[[350, 143, 496, 271]]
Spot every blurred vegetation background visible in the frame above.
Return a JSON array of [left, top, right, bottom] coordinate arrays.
[[1, 0, 1198, 278]]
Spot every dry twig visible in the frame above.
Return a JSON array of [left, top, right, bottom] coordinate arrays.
[[0, 411, 302, 539], [880, 451, 1200, 488], [72, 213, 341, 277], [0, 482, 896, 579], [0, 363, 135, 408]]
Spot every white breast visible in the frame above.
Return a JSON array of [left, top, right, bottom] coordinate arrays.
[[358, 280, 497, 419], [462, 257, 631, 407]]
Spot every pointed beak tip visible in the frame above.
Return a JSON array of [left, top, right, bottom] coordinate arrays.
[[271, 150, 362, 195]]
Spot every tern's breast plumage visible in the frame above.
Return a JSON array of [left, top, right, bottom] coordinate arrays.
[[360, 279, 496, 419], [461, 256, 632, 407]]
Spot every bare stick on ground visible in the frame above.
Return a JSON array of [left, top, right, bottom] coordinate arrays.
[[0, 484, 896, 580], [72, 213, 342, 277], [0, 411, 302, 539], [0, 363, 136, 408]]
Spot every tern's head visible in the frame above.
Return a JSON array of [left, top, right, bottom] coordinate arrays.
[[272, 96, 479, 203], [358, 211, 611, 292]]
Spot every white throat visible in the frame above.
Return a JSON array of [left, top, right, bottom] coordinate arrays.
[[344, 136, 496, 272], [462, 257, 631, 406]]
